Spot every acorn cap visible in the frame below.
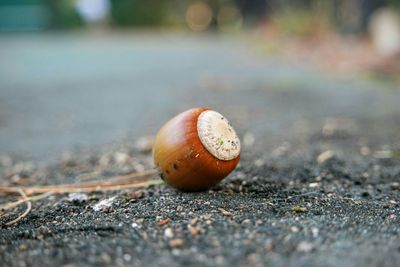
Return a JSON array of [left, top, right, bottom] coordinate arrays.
[[197, 110, 241, 161]]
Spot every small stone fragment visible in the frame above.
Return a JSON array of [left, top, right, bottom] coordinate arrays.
[[157, 218, 170, 226], [264, 239, 274, 252], [291, 206, 308, 213], [67, 193, 88, 204], [317, 150, 335, 164], [98, 154, 111, 167], [169, 238, 184, 248], [241, 219, 251, 225], [113, 152, 131, 165], [203, 214, 212, 220], [93, 197, 116, 212], [189, 226, 201, 236], [189, 217, 199, 226], [123, 254, 132, 262], [311, 227, 319, 238], [390, 182, 399, 189], [164, 228, 174, 238], [253, 158, 264, 167], [218, 208, 233, 216], [291, 226, 299, 233], [360, 146, 371, 156], [134, 135, 155, 153], [297, 241, 314, 252], [176, 205, 184, 211], [242, 132, 255, 147], [127, 190, 144, 200], [100, 253, 112, 264]]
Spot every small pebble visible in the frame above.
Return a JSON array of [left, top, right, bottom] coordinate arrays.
[[311, 227, 319, 238], [317, 150, 335, 164], [189, 217, 199, 226], [101, 253, 111, 264], [127, 190, 144, 200], [203, 214, 212, 220], [291, 206, 308, 213], [218, 208, 233, 216], [360, 146, 371, 156], [123, 254, 132, 262], [297, 241, 314, 252], [242, 132, 255, 147], [264, 239, 274, 252], [67, 193, 88, 204], [114, 152, 131, 165], [164, 228, 174, 239], [390, 182, 399, 189], [215, 255, 225, 265], [189, 226, 201, 236], [93, 197, 116, 212], [134, 135, 155, 153], [253, 159, 264, 167], [241, 219, 251, 225], [98, 155, 110, 167], [171, 249, 181, 256], [169, 239, 184, 248]]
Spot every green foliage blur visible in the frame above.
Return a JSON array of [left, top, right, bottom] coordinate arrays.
[[47, 0, 83, 29], [1, 0, 400, 33], [110, 0, 167, 27]]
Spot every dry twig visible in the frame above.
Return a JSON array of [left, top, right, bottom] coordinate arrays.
[[5, 189, 32, 226], [0, 169, 158, 196], [0, 192, 53, 211], [0, 169, 162, 226]]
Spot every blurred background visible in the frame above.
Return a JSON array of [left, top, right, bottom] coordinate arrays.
[[1, 0, 400, 161]]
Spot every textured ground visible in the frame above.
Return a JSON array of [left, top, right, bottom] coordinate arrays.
[[0, 33, 399, 267]]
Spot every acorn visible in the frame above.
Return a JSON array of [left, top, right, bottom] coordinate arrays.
[[153, 107, 241, 191]]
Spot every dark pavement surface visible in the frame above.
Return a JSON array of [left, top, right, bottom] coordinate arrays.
[[0, 32, 399, 267]]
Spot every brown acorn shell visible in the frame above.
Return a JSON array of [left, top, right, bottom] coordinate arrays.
[[152, 107, 240, 192]]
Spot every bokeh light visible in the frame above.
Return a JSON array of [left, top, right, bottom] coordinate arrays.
[[185, 1, 213, 32], [217, 4, 243, 32]]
